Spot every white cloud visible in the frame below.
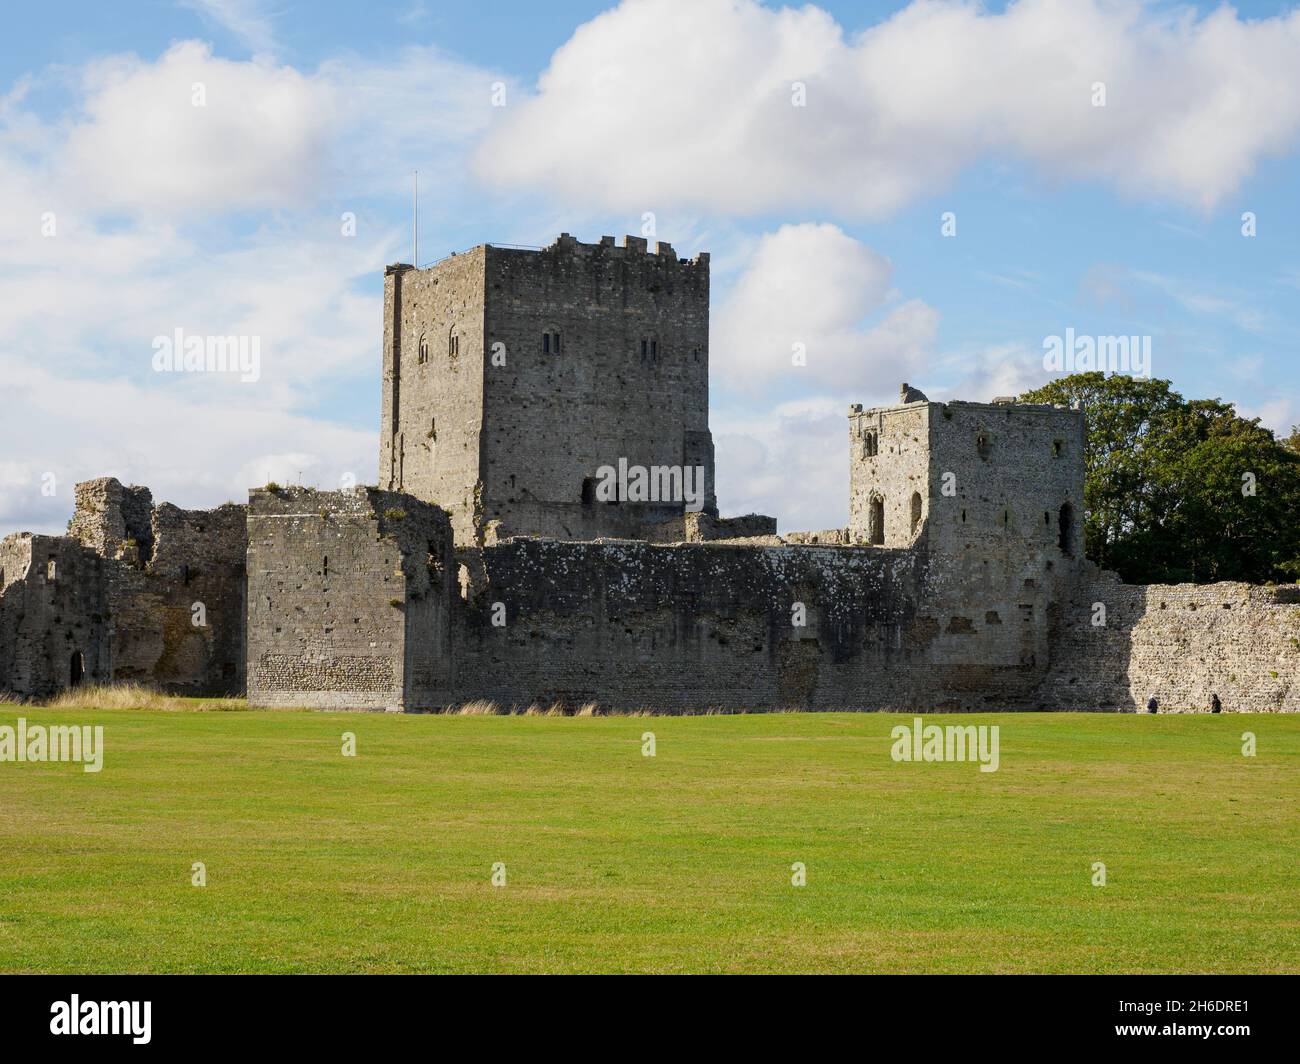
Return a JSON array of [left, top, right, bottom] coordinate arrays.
[[933, 343, 1055, 402], [713, 222, 937, 392], [62, 42, 332, 214], [714, 397, 849, 531], [1238, 396, 1298, 438], [708, 222, 1061, 528], [475, 0, 1300, 216], [0, 38, 504, 532], [179, 0, 278, 54], [11, 39, 503, 221], [0, 355, 374, 535]]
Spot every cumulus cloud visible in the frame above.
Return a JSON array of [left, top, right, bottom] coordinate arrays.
[[0, 38, 504, 532], [713, 222, 937, 392], [475, 0, 1300, 216], [714, 397, 849, 531], [0, 355, 374, 534], [33, 40, 503, 218], [63, 42, 334, 214]]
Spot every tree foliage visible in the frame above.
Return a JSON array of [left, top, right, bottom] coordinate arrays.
[[1019, 373, 1300, 584]]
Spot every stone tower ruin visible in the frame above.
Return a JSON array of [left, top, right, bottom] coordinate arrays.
[[380, 233, 718, 545]]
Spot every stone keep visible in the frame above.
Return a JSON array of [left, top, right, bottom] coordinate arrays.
[[379, 234, 718, 545]]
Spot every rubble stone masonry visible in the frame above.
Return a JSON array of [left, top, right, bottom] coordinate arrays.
[[4, 236, 1298, 712]]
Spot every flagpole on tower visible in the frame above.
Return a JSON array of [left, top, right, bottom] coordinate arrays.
[[412, 169, 418, 267]]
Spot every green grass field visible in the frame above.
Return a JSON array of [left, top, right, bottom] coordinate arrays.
[[1, 707, 1297, 973]]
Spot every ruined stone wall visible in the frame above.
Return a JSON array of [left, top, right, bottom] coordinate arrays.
[[645, 512, 780, 544], [0, 479, 246, 699], [446, 538, 924, 711], [246, 487, 453, 710], [107, 501, 247, 695], [0, 533, 109, 698], [1036, 568, 1300, 711], [379, 251, 487, 544], [480, 235, 716, 542], [439, 531, 1103, 713], [68, 478, 155, 563], [67, 479, 247, 696]]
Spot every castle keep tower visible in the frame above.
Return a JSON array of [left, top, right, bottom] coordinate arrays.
[[848, 383, 1084, 560], [846, 385, 1087, 707], [381, 233, 717, 544]]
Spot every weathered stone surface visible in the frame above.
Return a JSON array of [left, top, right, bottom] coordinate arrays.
[[379, 234, 739, 545], [245, 487, 453, 711], [0, 478, 246, 697], [5, 233, 1297, 713], [1035, 567, 1300, 712], [0, 532, 108, 698]]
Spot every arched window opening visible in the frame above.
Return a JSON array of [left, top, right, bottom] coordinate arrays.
[[869, 495, 885, 545], [70, 651, 85, 688], [542, 328, 560, 355], [448, 326, 460, 359], [417, 333, 430, 365], [910, 492, 923, 535], [581, 477, 596, 506]]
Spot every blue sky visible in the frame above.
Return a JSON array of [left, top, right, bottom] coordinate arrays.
[[2, 0, 1299, 533]]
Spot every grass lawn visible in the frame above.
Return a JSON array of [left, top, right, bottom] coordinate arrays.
[[0, 706, 1297, 973]]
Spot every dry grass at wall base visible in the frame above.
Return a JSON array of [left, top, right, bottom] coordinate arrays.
[[39, 683, 247, 713]]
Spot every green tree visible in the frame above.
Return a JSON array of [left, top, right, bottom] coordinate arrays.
[[1020, 373, 1300, 584]]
